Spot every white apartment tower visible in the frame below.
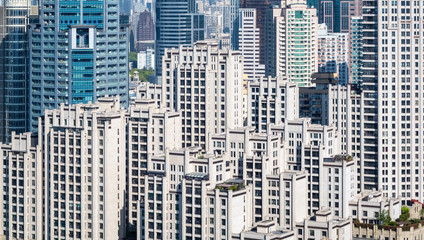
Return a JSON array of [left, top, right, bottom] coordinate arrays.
[[265, 1, 318, 86], [40, 97, 127, 239], [238, 8, 265, 81], [161, 40, 243, 149], [370, 0, 424, 204], [317, 24, 349, 84], [0, 133, 43, 240], [247, 76, 299, 133], [126, 99, 182, 227]]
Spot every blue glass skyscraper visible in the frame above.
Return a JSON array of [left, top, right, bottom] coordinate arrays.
[[0, 0, 33, 142], [28, 0, 129, 131], [155, 0, 205, 78]]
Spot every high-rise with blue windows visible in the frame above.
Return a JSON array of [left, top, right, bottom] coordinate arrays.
[[155, 0, 205, 78], [307, 0, 362, 33], [28, 0, 129, 131], [0, 0, 35, 142]]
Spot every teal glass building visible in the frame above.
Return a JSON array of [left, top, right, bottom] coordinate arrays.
[[350, 16, 363, 85], [28, 0, 129, 131]]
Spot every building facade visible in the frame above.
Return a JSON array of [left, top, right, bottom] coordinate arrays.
[[0, 0, 35, 142], [350, 16, 363, 85], [265, 2, 318, 86], [317, 0, 362, 33], [246, 76, 299, 132], [136, 10, 154, 52], [238, 8, 265, 81], [137, 49, 155, 70], [28, 0, 130, 131], [317, 24, 349, 84], [161, 41, 243, 149], [155, 0, 205, 77]]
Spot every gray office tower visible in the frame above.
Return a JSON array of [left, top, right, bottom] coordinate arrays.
[[28, 0, 129, 131], [0, 0, 34, 143], [155, 0, 205, 78]]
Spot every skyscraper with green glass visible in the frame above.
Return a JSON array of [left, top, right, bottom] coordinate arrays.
[[28, 0, 129, 131], [265, 1, 318, 87]]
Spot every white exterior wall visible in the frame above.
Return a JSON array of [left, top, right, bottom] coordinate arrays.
[[317, 24, 349, 84], [238, 8, 265, 81], [162, 40, 243, 149]]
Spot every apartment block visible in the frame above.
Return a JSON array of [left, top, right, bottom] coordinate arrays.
[[238, 8, 265, 81], [270, 119, 348, 215], [247, 76, 299, 132], [126, 99, 182, 226], [295, 208, 352, 240], [135, 146, 255, 239], [135, 82, 162, 107], [0, 133, 42, 240], [320, 155, 357, 218], [317, 24, 349, 84], [235, 220, 295, 240], [349, 189, 401, 224], [265, 2, 318, 86], [373, 0, 424, 204], [208, 127, 308, 228], [40, 97, 127, 239], [347, 85, 378, 192], [161, 40, 243, 149], [350, 17, 363, 85], [299, 73, 351, 154]]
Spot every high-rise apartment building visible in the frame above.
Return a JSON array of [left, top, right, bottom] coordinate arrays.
[[155, 0, 205, 77], [161, 40, 243, 149], [265, 1, 318, 86], [136, 10, 154, 52], [350, 16, 363, 85], [357, 0, 378, 193], [299, 73, 351, 154], [238, 8, 265, 81], [1, 97, 128, 239], [126, 99, 182, 228], [0, 132, 42, 239], [373, 0, 424, 204], [247, 76, 299, 132], [317, 24, 349, 84], [41, 97, 127, 239], [28, 0, 130, 131], [0, 0, 35, 142], [239, 0, 272, 65]]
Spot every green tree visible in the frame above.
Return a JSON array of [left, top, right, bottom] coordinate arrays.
[[376, 210, 391, 225], [399, 206, 410, 222], [129, 68, 154, 82], [129, 52, 137, 62]]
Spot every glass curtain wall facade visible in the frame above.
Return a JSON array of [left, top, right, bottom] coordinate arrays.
[[28, 0, 129, 131], [155, 0, 205, 78], [0, 0, 32, 143]]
